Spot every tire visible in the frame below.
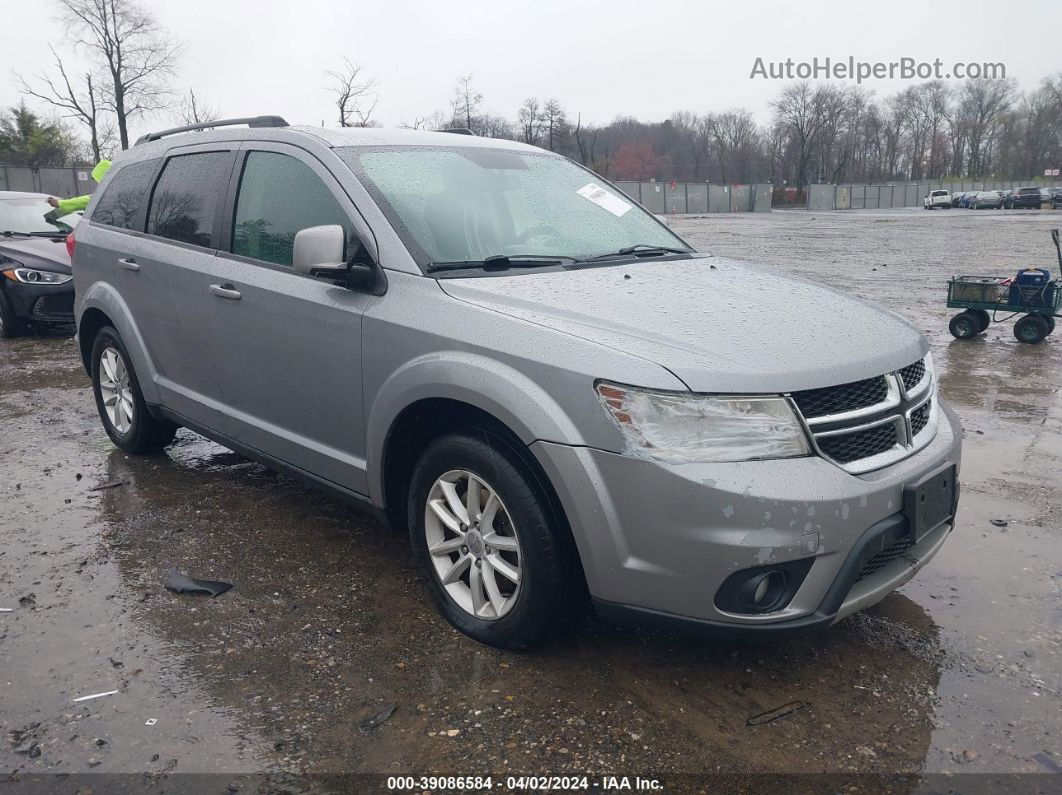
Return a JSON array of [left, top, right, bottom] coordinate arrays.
[[0, 291, 27, 338], [408, 430, 574, 649], [1013, 315, 1049, 344], [1043, 316, 1056, 335], [90, 326, 178, 453], [970, 309, 991, 332], [949, 311, 980, 340]]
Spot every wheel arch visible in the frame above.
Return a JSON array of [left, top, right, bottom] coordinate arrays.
[[378, 395, 589, 597], [76, 284, 161, 404]]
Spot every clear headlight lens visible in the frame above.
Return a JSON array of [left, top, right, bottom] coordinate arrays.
[[1, 267, 72, 285], [596, 382, 810, 464]]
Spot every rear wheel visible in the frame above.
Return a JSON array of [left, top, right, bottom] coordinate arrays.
[[1013, 314, 1049, 344], [408, 430, 574, 649], [949, 311, 980, 340], [0, 292, 27, 338], [91, 326, 178, 453], [970, 309, 991, 332]]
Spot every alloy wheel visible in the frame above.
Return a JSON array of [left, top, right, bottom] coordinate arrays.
[[424, 469, 523, 620], [98, 346, 134, 434]]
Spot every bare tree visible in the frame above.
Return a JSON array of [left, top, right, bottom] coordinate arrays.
[[326, 58, 379, 128], [178, 88, 220, 126], [57, 0, 181, 150], [954, 78, 1017, 176], [540, 98, 567, 152], [450, 75, 482, 131], [14, 44, 113, 161], [518, 97, 542, 145], [573, 113, 598, 166]]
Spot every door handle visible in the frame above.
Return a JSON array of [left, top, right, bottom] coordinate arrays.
[[118, 257, 140, 272], [209, 283, 242, 301]]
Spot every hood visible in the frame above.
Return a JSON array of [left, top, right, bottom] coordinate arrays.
[[0, 236, 72, 273], [438, 256, 927, 393]]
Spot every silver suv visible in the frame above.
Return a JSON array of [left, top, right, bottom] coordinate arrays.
[[72, 117, 962, 649]]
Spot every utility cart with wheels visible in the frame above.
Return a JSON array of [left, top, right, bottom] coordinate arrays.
[[947, 229, 1062, 344]]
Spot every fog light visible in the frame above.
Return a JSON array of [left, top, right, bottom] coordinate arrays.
[[740, 570, 788, 612], [714, 558, 814, 616]]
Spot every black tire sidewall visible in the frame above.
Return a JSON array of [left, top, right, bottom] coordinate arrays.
[[408, 431, 569, 649], [950, 313, 978, 339], [1013, 315, 1048, 344], [0, 290, 25, 338]]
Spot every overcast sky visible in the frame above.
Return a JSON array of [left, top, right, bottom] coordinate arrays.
[[3, 0, 1060, 141]]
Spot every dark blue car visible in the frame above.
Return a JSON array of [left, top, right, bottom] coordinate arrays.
[[0, 191, 77, 337]]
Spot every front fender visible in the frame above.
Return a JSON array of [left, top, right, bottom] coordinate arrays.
[[365, 351, 587, 505], [76, 281, 161, 405]]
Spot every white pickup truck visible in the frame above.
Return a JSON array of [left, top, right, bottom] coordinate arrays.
[[924, 189, 952, 209]]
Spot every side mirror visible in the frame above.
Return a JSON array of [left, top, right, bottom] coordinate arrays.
[[293, 224, 346, 278], [654, 214, 670, 227]]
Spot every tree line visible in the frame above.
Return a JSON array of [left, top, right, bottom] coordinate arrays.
[[4, 0, 1060, 188]]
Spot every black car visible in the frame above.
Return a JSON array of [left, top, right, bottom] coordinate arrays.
[[1008, 186, 1044, 210], [0, 191, 76, 337], [1051, 187, 1062, 209]]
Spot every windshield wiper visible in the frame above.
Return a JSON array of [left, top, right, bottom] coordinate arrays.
[[582, 244, 692, 262], [426, 254, 575, 274]]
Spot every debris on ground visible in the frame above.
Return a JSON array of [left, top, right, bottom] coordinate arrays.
[[990, 519, 1009, 527], [72, 689, 119, 703], [359, 703, 397, 733], [88, 480, 126, 492], [746, 700, 808, 726], [164, 568, 233, 598]]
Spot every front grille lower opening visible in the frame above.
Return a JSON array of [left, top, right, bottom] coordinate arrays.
[[855, 535, 914, 582], [911, 399, 932, 437]]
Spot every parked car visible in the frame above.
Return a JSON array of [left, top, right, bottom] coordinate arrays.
[[950, 192, 966, 208], [1050, 187, 1062, 209], [958, 191, 978, 208], [972, 191, 1003, 209], [999, 189, 1013, 207], [923, 189, 951, 209], [71, 117, 963, 649], [0, 191, 78, 337], [1008, 186, 1044, 209]]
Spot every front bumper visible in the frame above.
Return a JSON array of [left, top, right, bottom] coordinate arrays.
[[2, 280, 75, 324], [531, 398, 963, 635]]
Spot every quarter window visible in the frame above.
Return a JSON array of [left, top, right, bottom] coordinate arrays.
[[91, 159, 158, 230], [232, 152, 355, 267], [146, 152, 231, 247]]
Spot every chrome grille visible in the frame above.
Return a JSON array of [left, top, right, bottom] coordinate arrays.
[[911, 399, 931, 437], [791, 376, 888, 419], [899, 360, 926, 391], [817, 423, 898, 464], [791, 357, 936, 474]]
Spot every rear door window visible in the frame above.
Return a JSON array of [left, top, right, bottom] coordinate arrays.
[[230, 151, 356, 267], [146, 152, 232, 248], [91, 159, 159, 230]]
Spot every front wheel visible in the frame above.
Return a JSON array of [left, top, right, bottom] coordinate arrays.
[[1013, 315, 1049, 344], [408, 431, 574, 649], [0, 292, 27, 338], [91, 326, 178, 453]]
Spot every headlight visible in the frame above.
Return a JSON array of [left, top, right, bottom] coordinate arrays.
[[1, 267, 72, 285], [596, 382, 811, 464]]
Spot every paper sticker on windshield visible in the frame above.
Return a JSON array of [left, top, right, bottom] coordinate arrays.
[[577, 183, 632, 217]]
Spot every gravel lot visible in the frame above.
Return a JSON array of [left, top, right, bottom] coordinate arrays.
[[2, 207, 1060, 790]]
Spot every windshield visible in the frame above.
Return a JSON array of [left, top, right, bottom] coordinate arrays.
[[337, 146, 691, 267], [0, 198, 79, 235]]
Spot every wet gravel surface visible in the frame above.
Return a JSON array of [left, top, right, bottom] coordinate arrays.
[[2, 207, 1061, 789]]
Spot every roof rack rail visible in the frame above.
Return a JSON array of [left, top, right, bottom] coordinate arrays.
[[436, 127, 475, 136], [135, 115, 290, 145]]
